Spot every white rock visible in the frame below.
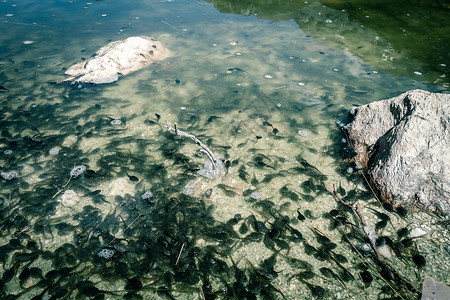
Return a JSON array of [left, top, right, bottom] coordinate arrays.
[[61, 190, 79, 207], [65, 36, 170, 84], [409, 228, 427, 238]]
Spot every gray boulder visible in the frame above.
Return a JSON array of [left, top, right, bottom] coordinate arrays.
[[348, 89, 449, 216]]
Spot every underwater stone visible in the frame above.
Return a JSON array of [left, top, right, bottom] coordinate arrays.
[[3, 149, 13, 155], [49, 147, 60, 155], [70, 165, 86, 177], [197, 159, 224, 179], [110, 119, 122, 125], [1, 171, 18, 180], [65, 36, 170, 84], [183, 188, 194, 196], [141, 190, 154, 200], [97, 248, 116, 259], [250, 192, 261, 200], [61, 190, 79, 207], [205, 188, 213, 197], [408, 228, 427, 238], [298, 130, 309, 136], [358, 243, 372, 252]]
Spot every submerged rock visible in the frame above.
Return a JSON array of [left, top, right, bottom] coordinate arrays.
[[421, 276, 450, 300], [65, 36, 169, 84], [197, 159, 224, 179], [348, 90, 449, 216]]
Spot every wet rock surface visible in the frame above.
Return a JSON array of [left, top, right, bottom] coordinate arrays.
[[65, 36, 169, 84], [348, 89, 449, 216]]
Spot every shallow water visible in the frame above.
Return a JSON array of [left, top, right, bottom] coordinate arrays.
[[1, 0, 449, 299]]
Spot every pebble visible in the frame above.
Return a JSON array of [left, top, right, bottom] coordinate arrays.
[[183, 188, 194, 196], [110, 119, 122, 125], [3, 149, 13, 155], [22, 41, 34, 45], [409, 228, 427, 238], [297, 130, 309, 136], [341, 138, 347, 143], [354, 163, 364, 170], [250, 192, 261, 200], [205, 188, 213, 197], [358, 243, 372, 252], [229, 41, 238, 46], [141, 190, 154, 200], [1, 171, 18, 180], [6, 14, 13, 17], [264, 75, 273, 79], [325, 19, 333, 23], [49, 147, 60, 155], [97, 248, 116, 259], [70, 165, 86, 177], [297, 82, 305, 86], [101, 14, 107, 17], [413, 71, 423, 76], [346, 167, 354, 174], [276, 103, 282, 108], [235, 52, 242, 56]]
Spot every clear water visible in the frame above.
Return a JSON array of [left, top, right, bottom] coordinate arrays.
[[0, 0, 449, 299]]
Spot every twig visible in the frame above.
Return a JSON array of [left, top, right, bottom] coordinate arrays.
[[166, 121, 219, 170], [330, 185, 418, 295], [109, 213, 142, 244], [175, 243, 185, 266], [199, 285, 206, 300]]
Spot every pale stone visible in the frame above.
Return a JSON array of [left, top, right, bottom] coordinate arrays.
[[348, 90, 450, 216], [65, 36, 170, 84], [61, 190, 79, 207]]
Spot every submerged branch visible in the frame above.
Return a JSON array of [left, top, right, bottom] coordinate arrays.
[[166, 121, 223, 178]]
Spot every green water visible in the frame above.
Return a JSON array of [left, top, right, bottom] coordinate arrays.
[[0, 0, 449, 299]]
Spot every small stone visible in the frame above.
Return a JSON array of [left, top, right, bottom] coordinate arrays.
[[354, 163, 364, 170], [358, 243, 372, 252], [229, 41, 238, 46], [110, 119, 122, 125], [413, 71, 422, 76], [235, 52, 242, 56], [333, 68, 339, 72], [3, 149, 13, 155], [341, 138, 347, 143], [346, 167, 354, 174], [97, 248, 116, 259], [297, 82, 305, 86], [49, 147, 60, 155], [205, 188, 212, 197], [264, 75, 273, 79], [233, 214, 242, 222], [101, 14, 107, 17], [409, 228, 427, 238], [250, 192, 261, 200], [61, 189, 79, 206], [6, 14, 13, 17], [276, 103, 282, 108], [325, 19, 332, 23], [23, 41, 34, 45], [1, 171, 18, 180], [70, 165, 86, 177], [141, 190, 154, 200], [183, 188, 194, 196], [93, 230, 102, 238], [180, 106, 186, 110], [298, 130, 309, 136]]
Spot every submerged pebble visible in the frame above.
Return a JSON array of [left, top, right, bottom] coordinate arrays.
[[250, 192, 261, 200], [70, 165, 86, 177], [358, 243, 372, 252], [183, 188, 194, 196], [3, 149, 13, 155], [141, 190, 154, 200], [97, 248, 116, 259], [408, 228, 427, 238], [110, 119, 122, 125], [264, 74, 273, 79], [23, 41, 34, 45], [205, 188, 213, 197], [298, 130, 309, 136], [1, 171, 18, 180], [49, 147, 60, 155]]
